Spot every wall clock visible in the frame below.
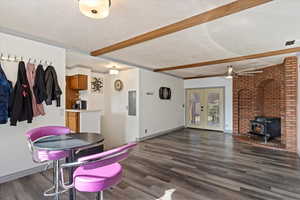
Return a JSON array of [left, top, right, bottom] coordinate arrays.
[[114, 79, 123, 91]]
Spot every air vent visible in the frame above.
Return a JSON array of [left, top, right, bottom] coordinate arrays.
[[285, 40, 295, 46]]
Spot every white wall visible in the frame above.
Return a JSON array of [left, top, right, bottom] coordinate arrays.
[[89, 72, 105, 110], [102, 69, 140, 148], [66, 67, 105, 110], [139, 70, 185, 138], [0, 32, 66, 178], [184, 77, 233, 133]]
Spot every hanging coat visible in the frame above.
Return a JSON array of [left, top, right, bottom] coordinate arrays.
[[33, 64, 47, 104], [44, 65, 62, 107], [26, 63, 45, 117], [10, 61, 33, 126], [0, 64, 12, 124]]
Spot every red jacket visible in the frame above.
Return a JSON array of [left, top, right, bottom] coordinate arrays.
[[26, 63, 45, 117]]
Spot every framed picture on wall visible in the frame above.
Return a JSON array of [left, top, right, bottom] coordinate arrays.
[[91, 76, 104, 94]]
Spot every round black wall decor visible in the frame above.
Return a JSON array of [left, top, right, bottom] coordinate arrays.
[[159, 87, 171, 100]]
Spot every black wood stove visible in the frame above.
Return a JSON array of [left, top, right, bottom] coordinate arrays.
[[249, 116, 281, 143]]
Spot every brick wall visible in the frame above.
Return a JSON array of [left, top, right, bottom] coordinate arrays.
[[237, 89, 255, 134], [262, 80, 281, 117], [283, 57, 298, 152], [233, 56, 298, 152]]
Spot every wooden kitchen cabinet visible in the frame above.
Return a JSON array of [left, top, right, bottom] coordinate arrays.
[[70, 74, 88, 90], [66, 112, 80, 132]]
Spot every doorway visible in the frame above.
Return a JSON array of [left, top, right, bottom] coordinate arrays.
[[185, 88, 224, 131]]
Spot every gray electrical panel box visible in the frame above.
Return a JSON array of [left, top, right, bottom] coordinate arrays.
[[128, 90, 136, 116]]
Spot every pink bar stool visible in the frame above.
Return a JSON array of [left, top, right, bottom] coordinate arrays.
[[26, 126, 70, 198], [60, 143, 137, 200]]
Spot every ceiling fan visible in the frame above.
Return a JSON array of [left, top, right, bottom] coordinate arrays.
[[225, 65, 263, 79], [184, 66, 263, 80]]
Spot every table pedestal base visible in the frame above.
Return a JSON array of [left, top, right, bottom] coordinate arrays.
[[68, 150, 76, 200]]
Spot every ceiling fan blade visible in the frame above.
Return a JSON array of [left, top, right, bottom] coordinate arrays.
[[236, 67, 264, 73], [239, 71, 263, 74], [238, 74, 255, 76]]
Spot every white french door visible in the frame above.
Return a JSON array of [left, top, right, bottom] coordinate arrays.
[[186, 88, 224, 131]]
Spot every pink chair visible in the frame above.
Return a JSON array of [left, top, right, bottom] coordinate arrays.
[[60, 143, 137, 200], [26, 126, 70, 197]]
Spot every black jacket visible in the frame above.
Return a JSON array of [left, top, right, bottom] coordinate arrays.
[[33, 64, 47, 104], [0, 64, 12, 124], [44, 66, 62, 107], [10, 61, 33, 126]]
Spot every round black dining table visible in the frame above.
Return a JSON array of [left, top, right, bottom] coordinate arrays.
[[33, 132, 104, 200]]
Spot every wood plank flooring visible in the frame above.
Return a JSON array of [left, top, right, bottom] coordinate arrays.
[[1, 129, 300, 200]]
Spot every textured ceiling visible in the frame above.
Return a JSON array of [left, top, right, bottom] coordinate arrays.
[[66, 51, 131, 73], [0, 0, 299, 78], [0, 0, 234, 51]]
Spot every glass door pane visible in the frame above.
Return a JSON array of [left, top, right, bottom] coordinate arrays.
[[205, 88, 224, 130], [207, 93, 220, 126], [186, 89, 203, 128]]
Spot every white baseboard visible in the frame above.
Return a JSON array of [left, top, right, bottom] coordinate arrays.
[[137, 126, 185, 141], [224, 129, 233, 134], [0, 164, 48, 184]]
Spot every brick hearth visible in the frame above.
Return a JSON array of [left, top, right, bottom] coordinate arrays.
[[233, 56, 298, 152]]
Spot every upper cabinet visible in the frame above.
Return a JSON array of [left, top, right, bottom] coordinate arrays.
[[70, 74, 88, 90]]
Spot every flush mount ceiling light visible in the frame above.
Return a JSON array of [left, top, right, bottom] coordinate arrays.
[[79, 0, 111, 19], [109, 66, 119, 75]]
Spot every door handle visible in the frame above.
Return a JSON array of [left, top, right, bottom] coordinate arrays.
[[201, 105, 204, 111]]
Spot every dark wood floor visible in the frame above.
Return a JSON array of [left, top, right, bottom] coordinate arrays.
[[1, 129, 300, 200]]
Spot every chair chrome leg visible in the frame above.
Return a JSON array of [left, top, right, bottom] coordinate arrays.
[[96, 191, 103, 200], [43, 160, 68, 197], [53, 161, 55, 184], [54, 160, 60, 200]]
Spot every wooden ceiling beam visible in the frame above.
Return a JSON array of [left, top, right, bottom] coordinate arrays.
[[184, 73, 226, 80], [154, 47, 300, 72], [90, 0, 272, 56], [183, 63, 283, 80]]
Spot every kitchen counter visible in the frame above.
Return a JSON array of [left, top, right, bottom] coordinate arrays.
[[65, 109, 103, 113]]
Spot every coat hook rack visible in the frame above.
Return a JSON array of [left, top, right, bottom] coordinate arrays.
[[0, 53, 53, 65]]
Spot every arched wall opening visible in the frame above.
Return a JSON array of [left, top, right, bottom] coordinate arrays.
[[256, 79, 281, 118]]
